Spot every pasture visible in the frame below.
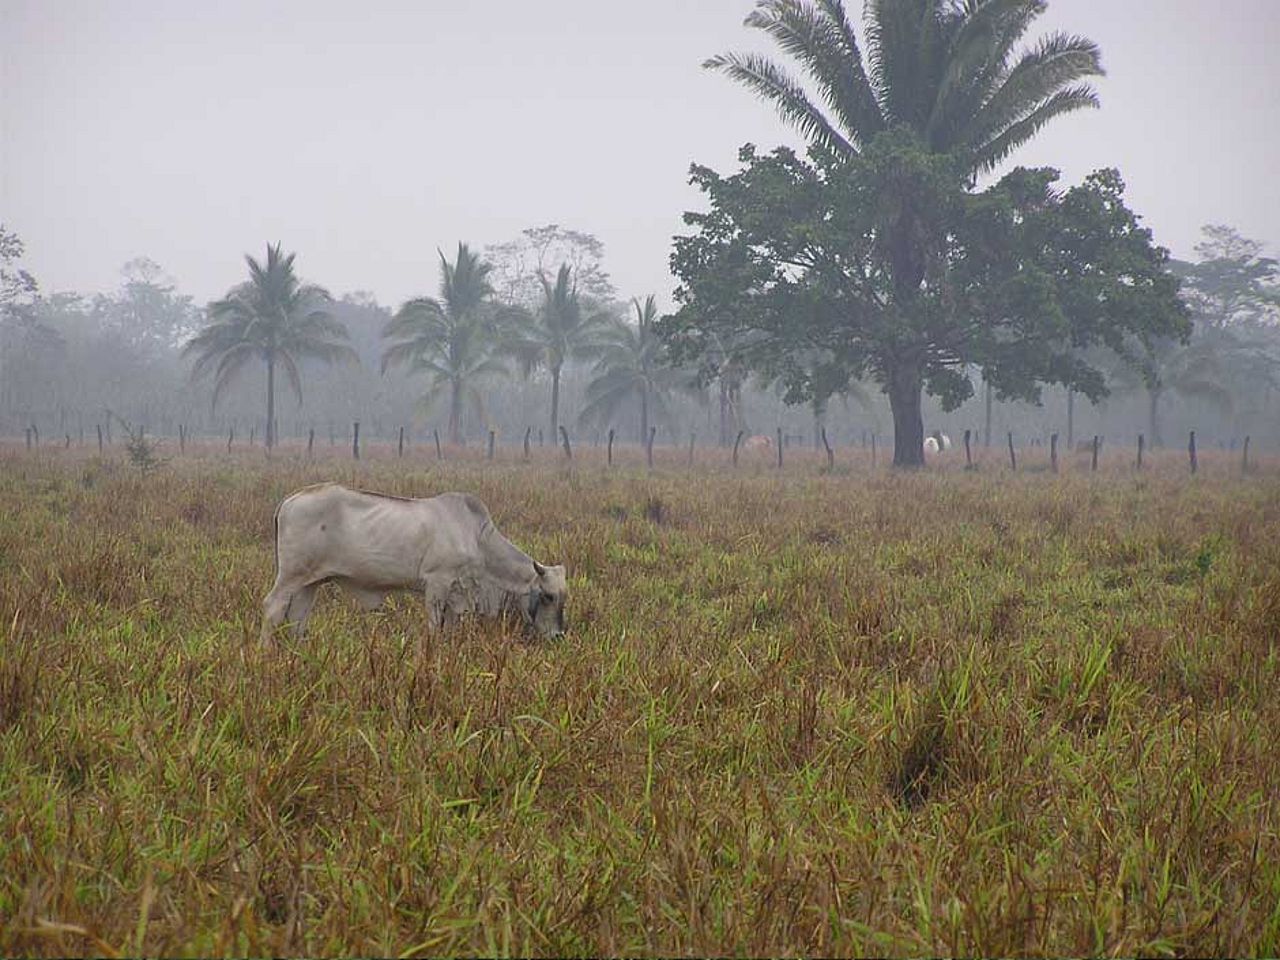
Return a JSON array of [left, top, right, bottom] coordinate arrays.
[[2, 442, 1279, 956]]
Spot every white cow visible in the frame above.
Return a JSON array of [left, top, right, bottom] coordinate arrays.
[[260, 484, 568, 644], [924, 432, 952, 455]]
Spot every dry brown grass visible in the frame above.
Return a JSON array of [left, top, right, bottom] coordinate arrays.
[[1, 440, 1279, 956]]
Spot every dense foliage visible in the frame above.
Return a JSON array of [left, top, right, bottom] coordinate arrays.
[[663, 135, 1190, 464]]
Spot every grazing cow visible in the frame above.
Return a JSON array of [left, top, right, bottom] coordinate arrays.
[[923, 436, 940, 454], [260, 484, 568, 644], [742, 434, 773, 453]]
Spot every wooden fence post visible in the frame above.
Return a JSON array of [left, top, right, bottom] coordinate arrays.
[[1007, 432, 1017, 471], [688, 432, 696, 466], [307, 428, 315, 458], [352, 421, 360, 460], [871, 433, 877, 469], [433, 428, 442, 461], [559, 426, 572, 460], [97, 424, 104, 454], [776, 427, 783, 470], [646, 427, 656, 469], [1189, 431, 1197, 474], [25, 427, 31, 450], [607, 428, 615, 467], [1091, 435, 1100, 473], [1242, 435, 1251, 474], [227, 427, 234, 453], [1050, 433, 1058, 474], [64, 433, 71, 449], [488, 429, 496, 460], [538, 428, 544, 447], [523, 426, 532, 461], [398, 426, 405, 458], [821, 426, 834, 469], [179, 424, 185, 454], [732, 430, 744, 468], [1137, 433, 1144, 471]]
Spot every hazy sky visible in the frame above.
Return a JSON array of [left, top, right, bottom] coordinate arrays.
[[3, 0, 1278, 309]]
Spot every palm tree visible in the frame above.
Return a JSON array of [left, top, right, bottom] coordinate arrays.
[[504, 264, 614, 439], [1113, 325, 1272, 447], [707, 0, 1103, 466], [381, 244, 506, 445], [579, 296, 694, 442], [184, 244, 356, 448]]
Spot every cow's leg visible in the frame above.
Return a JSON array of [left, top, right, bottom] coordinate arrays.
[[260, 579, 319, 646], [285, 583, 319, 636], [260, 580, 293, 646], [422, 575, 451, 633]]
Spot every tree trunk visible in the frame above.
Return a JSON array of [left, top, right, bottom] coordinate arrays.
[[265, 354, 276, 449], [888, 362, 925, 469], [1148, 387, 1163, 448], [1066, 388, 1075, 449], [640, 382, 650, 446], [719, 378, 730, 447], [449, 378, 462, 445], [984, 378, 993, 448], [812, 400, 826, 451], [550, 366, 561, 441]]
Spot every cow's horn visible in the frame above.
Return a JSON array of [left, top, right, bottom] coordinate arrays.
[[532, 560, 546, 577]]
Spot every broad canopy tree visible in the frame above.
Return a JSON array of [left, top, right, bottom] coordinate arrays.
[[665, 0, 1188, 465], [662, 138, 1189, 465]]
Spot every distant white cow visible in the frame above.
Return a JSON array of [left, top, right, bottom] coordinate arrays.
[[261, 484, 568, 645], [924, 431, 952, 455], [742, 434, 773, 454]]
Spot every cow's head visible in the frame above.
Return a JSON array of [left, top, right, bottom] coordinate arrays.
[[527, 560, 568, 640]]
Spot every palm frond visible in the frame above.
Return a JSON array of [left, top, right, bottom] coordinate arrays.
[[276, 351, 304, 405], [704, 51, 857, 157], [209, 343, 258, 410], [965, 32, 1102, 155], [380, 339, 426, 374], [745, 0, 883, 146], [971, 84, 1099, 173]]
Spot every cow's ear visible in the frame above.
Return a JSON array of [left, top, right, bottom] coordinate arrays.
[[532, 560, 546, 577]]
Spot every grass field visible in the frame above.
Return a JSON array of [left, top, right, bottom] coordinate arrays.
[[2, 441, 1279, 956]]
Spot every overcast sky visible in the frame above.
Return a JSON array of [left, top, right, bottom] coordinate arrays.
[[3, 0, 1278, 309]]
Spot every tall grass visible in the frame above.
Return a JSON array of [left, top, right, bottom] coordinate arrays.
[[2, 443, 1278, 956]]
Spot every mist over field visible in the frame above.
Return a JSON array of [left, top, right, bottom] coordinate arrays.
[[3, 1, 1280, 956]]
